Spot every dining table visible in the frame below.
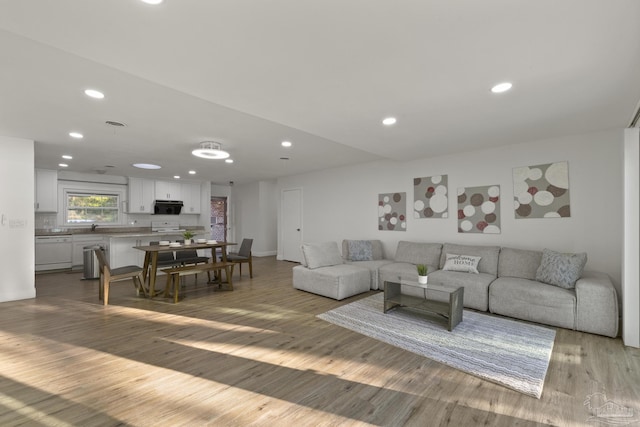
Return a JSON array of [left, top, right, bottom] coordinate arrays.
[[133, 241, 237, 298]]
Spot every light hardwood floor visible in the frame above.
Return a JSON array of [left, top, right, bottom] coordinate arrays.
[[1, 257, 638, 426]]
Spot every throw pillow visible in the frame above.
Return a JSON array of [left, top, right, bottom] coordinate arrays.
[[535, 248, 587, 289], [347, 240, 373, 261], [301, 242, 344, 269], [442, 253, 482, 274]]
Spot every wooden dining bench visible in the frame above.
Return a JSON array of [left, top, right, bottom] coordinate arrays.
[[161, 261, 235, 303]]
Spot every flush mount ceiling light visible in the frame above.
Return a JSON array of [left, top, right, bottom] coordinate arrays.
[[382, 117, 397, 126], [192, 141, 230, 159], [225, 159, 234, 164], [133, 163, 161, 170], [84, 89, 104, 99], [69, 132, 83, 139], [281, 141, 292, 147], [491, 82, 513, 93], [141, 0, 163, 4]]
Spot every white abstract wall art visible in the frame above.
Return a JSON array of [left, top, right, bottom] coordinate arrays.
[[378, 192, 406, 231], [513, 161, 571, 219], [414, 175, 448, 218], [457, 185, 501, 234]]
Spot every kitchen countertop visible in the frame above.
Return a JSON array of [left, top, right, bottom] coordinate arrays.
[[35, 226, 206, 238]]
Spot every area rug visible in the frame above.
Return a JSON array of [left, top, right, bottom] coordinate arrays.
[[317, 293, 556, 398]]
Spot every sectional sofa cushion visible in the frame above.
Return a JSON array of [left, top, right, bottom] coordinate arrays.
[[489, 277, 576, 330], [439, 243, 500, 276], [428, 270, 495, 311], [395, 241, 442, 267], [292, 264, 371, 300], [498, 247, 542, 280], [535, 248, 587, 289], [342, 239, 385, 261], [301, 241, 343, 269]]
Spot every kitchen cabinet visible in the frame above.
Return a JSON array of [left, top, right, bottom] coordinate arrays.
[[35, 169, 58, 212], [109, 236, 149, 269], [181, 182, 201, 214], [155, 181, 182, 200], [128, 177, 155, 213], [108, 233, 183, 269], [72, 234, 105, 270]]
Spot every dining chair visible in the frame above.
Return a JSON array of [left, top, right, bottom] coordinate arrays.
[[94, 248, 145, 305], [149, 241, 181, 267], [175, 240, 211, 284], [225, 238, 253, 278]]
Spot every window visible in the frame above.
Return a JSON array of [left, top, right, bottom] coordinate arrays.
[[65, 192, 120, 225]]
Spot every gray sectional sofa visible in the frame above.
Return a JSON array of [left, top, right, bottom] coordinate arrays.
[[292, 240, 619, 337]]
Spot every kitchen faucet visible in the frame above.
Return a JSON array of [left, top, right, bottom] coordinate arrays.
[[91, 224, 98, 231]]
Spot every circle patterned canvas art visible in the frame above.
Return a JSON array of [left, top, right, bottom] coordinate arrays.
[[513, 161, 571, 219], [457, 185, 501, 234]]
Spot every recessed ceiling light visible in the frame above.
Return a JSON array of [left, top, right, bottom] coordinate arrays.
[[84, 89, 104, 99], [132, 163, 161, 170], [188, 170, 196, 175], [382, 117, 397, 126], [174, 175, 180, 179], [62, 155, 73, 160], [225, 159, 234, 164], [69, 132, 83, 139], [141, 0, 163, 4], [491, 82, 513, 93], [281, 141, 292, 147], [59, 163, 68, 168]]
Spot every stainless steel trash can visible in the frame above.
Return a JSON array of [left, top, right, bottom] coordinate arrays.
[[83, 245, 103, 280]]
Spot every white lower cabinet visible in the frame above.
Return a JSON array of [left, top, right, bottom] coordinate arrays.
[[109, 237, 149, 269]]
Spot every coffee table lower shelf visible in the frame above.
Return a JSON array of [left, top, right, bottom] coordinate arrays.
[[384, 281, 464, 331]]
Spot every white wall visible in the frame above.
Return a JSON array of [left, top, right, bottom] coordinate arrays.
[[277, 129, 624, 295], [231, 180, 278, 256], [623, 128, 639, 347], [0, 136, 36, 302]]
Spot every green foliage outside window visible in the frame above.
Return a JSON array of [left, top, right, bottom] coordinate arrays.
[[66, 193, 119, 224]]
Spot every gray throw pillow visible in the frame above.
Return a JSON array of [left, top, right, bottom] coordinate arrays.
[[535, 248, 587, 289], [347, 240, 373, 261]]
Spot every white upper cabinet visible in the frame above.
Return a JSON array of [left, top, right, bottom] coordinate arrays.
[[155, 181, 182, 200], [34, 169, 58, 212], [181, 182, 201, 214], [128, 178, 155, 213]]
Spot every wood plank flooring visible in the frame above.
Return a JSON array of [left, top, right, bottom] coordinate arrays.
[[1, 257, 638, 426]]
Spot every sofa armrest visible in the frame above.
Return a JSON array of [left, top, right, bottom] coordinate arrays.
[[575, 271, 619, 337]]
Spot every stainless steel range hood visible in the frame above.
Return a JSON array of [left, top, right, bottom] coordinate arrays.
[[153, 200, 183, 215]]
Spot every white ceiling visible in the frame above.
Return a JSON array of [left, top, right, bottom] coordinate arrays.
[[1, 0, 639, 185]]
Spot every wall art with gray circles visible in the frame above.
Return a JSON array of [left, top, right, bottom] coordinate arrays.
[[457, 185, 501, 234], [513, 161, 571, 219], [378, 192, 407, 231], [413, 175, 449, 219]]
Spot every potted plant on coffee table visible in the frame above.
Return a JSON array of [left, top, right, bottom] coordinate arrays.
[[417, 264, 428, 285], [182, 230, 195, 245]]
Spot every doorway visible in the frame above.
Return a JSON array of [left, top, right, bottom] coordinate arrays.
[[210, 197, 227, 242], [281, 188, 302, 262]]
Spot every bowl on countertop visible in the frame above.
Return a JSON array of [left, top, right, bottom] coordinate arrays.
[[159, 240, 170, 246], [206, 240, 217, 244], [196, 239, 207, 243]]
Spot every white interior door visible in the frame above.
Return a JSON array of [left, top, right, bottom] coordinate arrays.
[[282, 188, 302, 262]]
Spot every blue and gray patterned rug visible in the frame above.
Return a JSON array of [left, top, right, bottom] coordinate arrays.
[[318, 292, 556, 398]]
